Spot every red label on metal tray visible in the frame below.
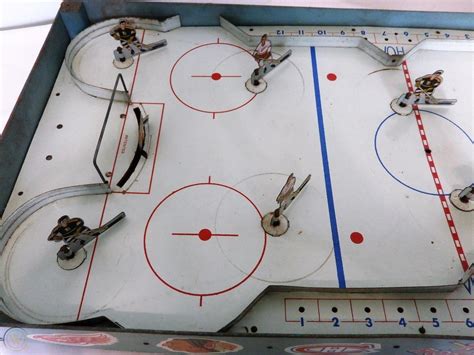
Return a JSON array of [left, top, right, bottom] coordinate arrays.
[[27, 332, 117, 346]]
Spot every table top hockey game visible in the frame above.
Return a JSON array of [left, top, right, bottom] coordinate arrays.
[[0, 1, 472, 354]]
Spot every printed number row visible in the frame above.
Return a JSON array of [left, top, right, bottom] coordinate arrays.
[[330, 317, 474, 328]]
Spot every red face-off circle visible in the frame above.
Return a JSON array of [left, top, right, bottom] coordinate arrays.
[[143, 182, 267, 297], [169, 42, 257, 115]]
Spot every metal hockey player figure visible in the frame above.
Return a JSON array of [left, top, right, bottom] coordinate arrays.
[[48, 212, 126, 270], [245, 34, 292, 94], [253, 34, 273, 67], [110, 19, 167, 68], [261, 173, 311, 237], [391, 70, 457, 115]]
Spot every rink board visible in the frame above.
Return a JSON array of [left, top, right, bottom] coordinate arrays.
[[0, 25, 472, 335]]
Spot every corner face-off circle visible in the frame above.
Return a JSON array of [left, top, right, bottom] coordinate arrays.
[[169, 42, 257, 115], [144, 182, 267, 297]]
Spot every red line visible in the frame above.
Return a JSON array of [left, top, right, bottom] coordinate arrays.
[[208, 176, 211, 183], [77, 32, 146, 320], [130, 102, 164, 105], [445, 300, 454, 321], [171, 233, 239, 237], [191, 75, 242, 78], [349, 300, 355, 321], [413, 299, 421, 321], [401, 61, 469, 272], [381, 300, 388, 321], [111, 191, 149, 195], [146, 104, 165, 194], [76, 194, 109, 320], [108, 111, 129, 184], [317, 299, 321, 321]]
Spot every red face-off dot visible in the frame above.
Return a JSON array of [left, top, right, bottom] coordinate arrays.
[[327, 73, 337, 81], [211, 72, 222, 81], [350, 232, 364, 244], [198, 228, 212, 241]]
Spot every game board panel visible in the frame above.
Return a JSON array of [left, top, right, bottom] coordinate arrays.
[[313, 47, 473, 287], [228, 287, 474, 337], [0, 18, 472, 336]]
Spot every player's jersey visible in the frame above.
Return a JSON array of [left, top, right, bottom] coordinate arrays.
[[47, 217, 89, 242], [111, 27, 137, 42], [255, 40, 272, 58], [415, 74, 443, 94]]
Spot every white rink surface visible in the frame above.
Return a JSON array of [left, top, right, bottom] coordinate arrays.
[[0, 26, 472, 332]]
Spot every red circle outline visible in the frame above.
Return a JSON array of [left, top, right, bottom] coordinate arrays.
[[143, 182, 267, 297], [169, 42, 257, 114]]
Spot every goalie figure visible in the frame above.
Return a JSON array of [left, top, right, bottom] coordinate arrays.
[[48, 212, 126, 270], [414, 70, 444, 96], [110, 20, 142, 57], [109, 19, 168, 69]]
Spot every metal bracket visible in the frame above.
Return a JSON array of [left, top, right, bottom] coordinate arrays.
[[220, 17, 474, 67]]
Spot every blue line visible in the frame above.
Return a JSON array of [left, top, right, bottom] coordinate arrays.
[[310, 47, 346, 288]]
